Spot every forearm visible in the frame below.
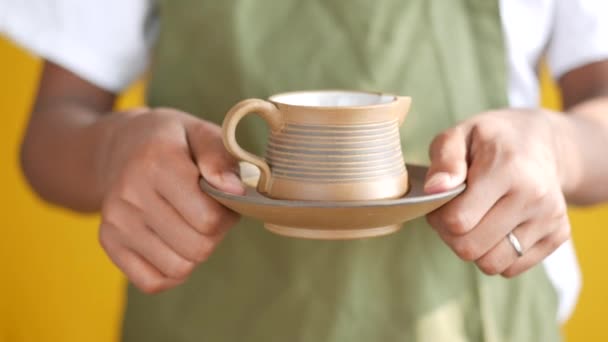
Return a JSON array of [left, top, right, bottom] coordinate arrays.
[[20, 102, 131, 212], [555, 96, 608, 205]]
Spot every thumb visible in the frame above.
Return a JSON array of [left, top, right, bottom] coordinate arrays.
[[424, 127, 469, 194], [187, 123, 246, 195]]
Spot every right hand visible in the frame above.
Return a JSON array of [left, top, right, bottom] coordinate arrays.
[[97, 108, 245, 293]]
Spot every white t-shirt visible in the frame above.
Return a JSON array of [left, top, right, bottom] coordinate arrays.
[[3, 0, 608, 323]]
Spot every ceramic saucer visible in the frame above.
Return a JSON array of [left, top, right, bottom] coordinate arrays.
[[200, 163, 465, 240]]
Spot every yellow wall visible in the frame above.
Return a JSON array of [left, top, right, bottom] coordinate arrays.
[[0, 36, 137, 342], [0, 36, 606, 341]]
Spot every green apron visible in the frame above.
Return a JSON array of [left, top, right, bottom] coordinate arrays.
[[122, 1, 560, 341]]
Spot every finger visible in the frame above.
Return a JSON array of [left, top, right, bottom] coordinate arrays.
[[127, 223, 195, 281], [475, 219, 560, 276], [110, 198, 196, 280], [144, 194, 230, 262], [426, 140, 513, 235], [99, 222, 184, 294], [425, 127, 469, 193], [187, 122, 245, 195], [501, 220, 571, 278], [434, 193, 525, 261], [155, 159, 241, 236], [122, 106, 150, 115]]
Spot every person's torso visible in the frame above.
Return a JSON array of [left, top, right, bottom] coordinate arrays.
[[122, 1, 560, 341]]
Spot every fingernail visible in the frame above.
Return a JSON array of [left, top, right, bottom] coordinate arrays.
[[424, 172, 451, 192], [221, 172, 245, 194]]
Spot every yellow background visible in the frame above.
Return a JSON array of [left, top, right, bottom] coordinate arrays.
[[1, 35, 607, 341]]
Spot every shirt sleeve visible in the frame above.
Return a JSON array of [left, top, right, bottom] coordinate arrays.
[[547, 0, 608, 79], [0, 0, 157, 92]]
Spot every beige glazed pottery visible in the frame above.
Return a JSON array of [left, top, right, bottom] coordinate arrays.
[[200, 162, 465, 240], [222, 90, 411, 202]]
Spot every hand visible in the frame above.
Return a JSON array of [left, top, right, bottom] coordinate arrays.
[[424, 109, 571, 277], [97, 108, 244, 293]]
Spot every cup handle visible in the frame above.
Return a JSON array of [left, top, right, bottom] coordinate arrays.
[[396, 96, 412, 127], [222, 99, 284, 194]]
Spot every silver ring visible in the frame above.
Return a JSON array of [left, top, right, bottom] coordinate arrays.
[[507, 232, 524, 257]]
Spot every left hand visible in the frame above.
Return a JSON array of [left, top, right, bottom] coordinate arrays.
[[424, 109, 571, 277]]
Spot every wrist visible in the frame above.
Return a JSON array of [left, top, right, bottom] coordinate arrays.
[[546, 111, 582, 196], [89, 109, 147, 201]]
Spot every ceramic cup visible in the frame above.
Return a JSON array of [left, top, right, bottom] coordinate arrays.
[[222, 90, 411, 201]]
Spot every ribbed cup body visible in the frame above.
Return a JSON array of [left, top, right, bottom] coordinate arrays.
[[264, 119, 408, 201]]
